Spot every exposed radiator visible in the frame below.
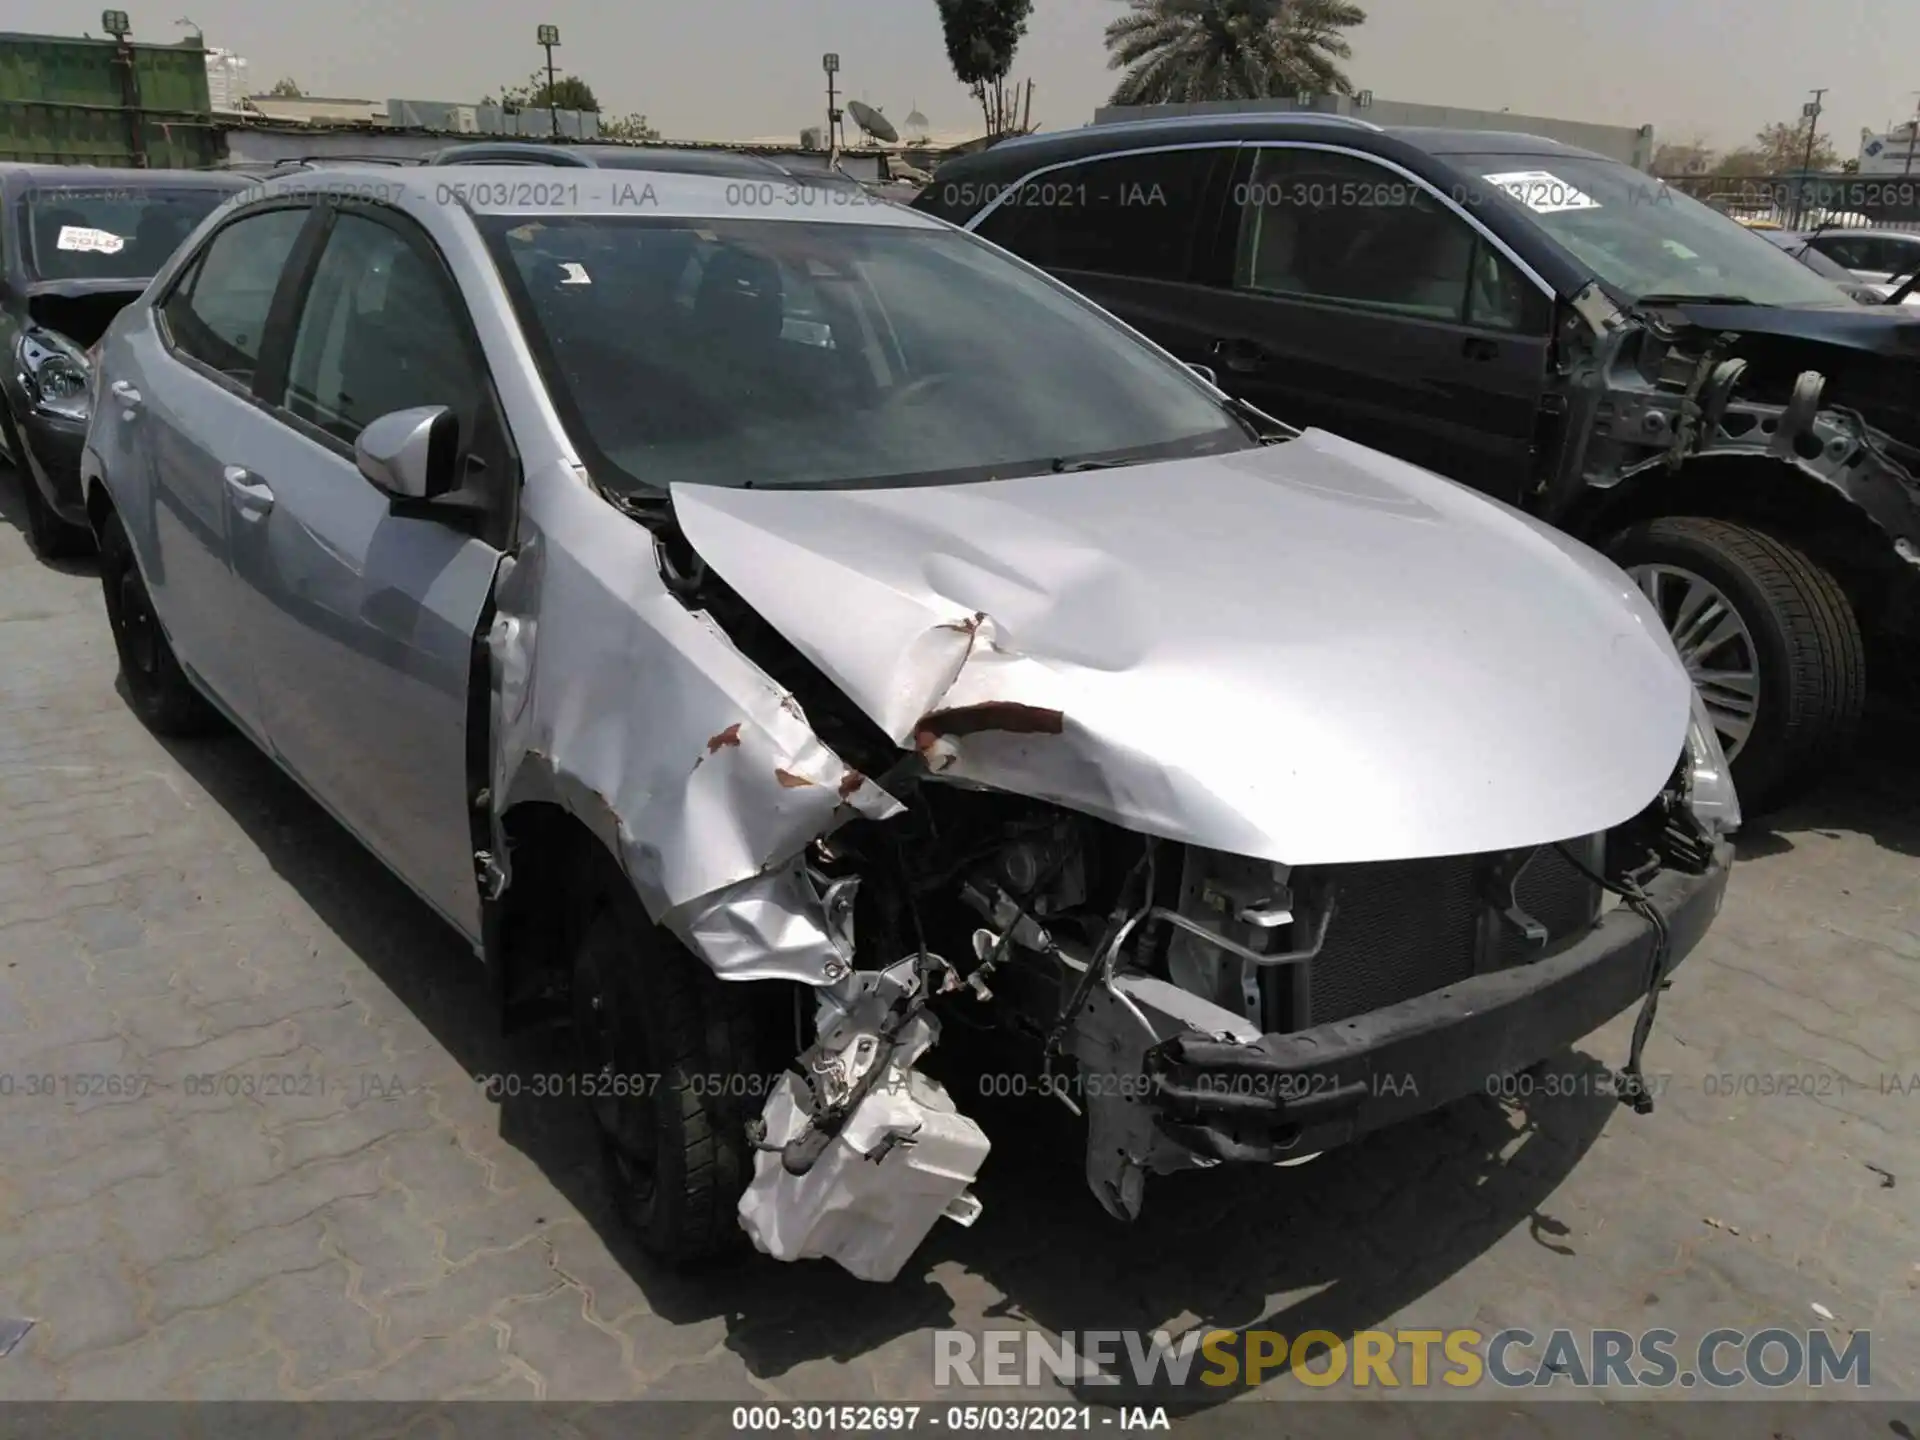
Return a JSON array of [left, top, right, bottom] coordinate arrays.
[[1262, 841, 1602, 1029]]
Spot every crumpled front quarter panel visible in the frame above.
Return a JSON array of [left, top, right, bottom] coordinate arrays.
[[491, 459, 900, 981]]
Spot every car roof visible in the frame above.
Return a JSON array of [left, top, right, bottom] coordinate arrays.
[[933, 114, 1619, 182], [1812, 227, 1920, 240], [425, 140, 855, 183], [0, 163, 250, 191], [1380, 126, 1612, 163], [258, 164, 938, 227]]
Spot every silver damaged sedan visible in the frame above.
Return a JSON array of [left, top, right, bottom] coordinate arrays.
[[81, 166, 1740, 1283]]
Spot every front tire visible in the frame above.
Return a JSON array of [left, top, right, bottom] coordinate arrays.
[[569, 881, 763, 1266], [1608, 516, 1865, 813], [97, 510, 221, 736]]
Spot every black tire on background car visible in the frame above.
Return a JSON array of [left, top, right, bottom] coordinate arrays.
[[570, 876, 763, 1266], [97, 510, 222, 736], [2, 410, 93, 560], [1607, 516, 1866, 813]]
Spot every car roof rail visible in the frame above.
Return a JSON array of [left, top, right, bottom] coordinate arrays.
[[267, 155, 416, 170], [1003, 110, 1386, 148]]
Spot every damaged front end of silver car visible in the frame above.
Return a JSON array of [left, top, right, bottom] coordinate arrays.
[[484, 438, 1727, 1284]]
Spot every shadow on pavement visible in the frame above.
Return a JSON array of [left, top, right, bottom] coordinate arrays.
[[151, 720, 1626, 1410], [1735, 693, 1920, 863]]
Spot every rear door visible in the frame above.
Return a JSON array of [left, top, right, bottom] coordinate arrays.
[[132, 202, 315, 738], [1177, 144, 1554, 503], [968, 145, 1235, 369], [228, 202, 514, 940]]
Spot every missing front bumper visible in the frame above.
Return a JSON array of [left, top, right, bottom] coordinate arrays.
[[1137, 842, 1732, 1165]]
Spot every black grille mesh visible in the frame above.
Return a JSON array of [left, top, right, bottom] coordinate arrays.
[[1268, 843, 1602, 1028], [1291, 855, 1482, 1026]]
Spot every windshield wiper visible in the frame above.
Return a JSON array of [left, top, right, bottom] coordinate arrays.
[[1634, 292, 1759, 307], [1221, 392, 1295, 443], [1050, 458, 1125, 473]]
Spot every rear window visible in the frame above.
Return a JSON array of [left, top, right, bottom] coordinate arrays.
[[25, 185, 234, 283]]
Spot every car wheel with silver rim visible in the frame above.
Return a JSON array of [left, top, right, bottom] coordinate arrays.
[[1607, 515, 1865, 814]]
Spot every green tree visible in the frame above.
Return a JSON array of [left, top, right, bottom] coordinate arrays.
[[1104, 0, 1367, 107], [267, 76, 303, 98], [1721, 117, 1838, 175], [487, 71, 601, 115], [1652, 137, 1717, 175], [598, 112, 662, 142], [934, 0, 1034, 136]]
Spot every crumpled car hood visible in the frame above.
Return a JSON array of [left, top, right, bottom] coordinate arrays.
[[670, 429, 1694, 865]]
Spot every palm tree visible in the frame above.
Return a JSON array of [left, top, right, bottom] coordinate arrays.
[[1105, 0, 1367, 107]]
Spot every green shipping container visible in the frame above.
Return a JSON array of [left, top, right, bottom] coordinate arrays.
[[0, 30, 222, 168]]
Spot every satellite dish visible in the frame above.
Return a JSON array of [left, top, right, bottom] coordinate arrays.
[[847, 100, 899, 144]]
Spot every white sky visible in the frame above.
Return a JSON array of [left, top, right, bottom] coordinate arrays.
[[10, 0, 1917, 151]]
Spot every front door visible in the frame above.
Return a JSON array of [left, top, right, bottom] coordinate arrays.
[[230, 203, 513, 939]]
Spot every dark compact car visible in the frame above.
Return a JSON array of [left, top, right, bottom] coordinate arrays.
[[917, 117, 1920, 810], [0, 164, 248, 558]]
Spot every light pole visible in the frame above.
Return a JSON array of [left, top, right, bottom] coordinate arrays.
[[537, 24, 561, 138], [1796, 88, 1826, 227], [101, 10, 147, 167], [823, 53, 841, 163]]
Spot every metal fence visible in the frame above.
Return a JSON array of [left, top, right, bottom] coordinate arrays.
[[1658, 173, 1920, 232]]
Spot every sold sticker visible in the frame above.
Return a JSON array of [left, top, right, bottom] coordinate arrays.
[[1484, 170, 1601, 214], [56, 225, 126, 254]]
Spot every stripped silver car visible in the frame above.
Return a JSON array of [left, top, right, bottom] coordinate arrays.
[[82, 166, 1739, 1282]]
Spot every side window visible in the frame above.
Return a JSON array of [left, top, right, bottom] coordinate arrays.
[[282, 210, 482, 447], [976, 149, 1219, 282], [1465, 238, 1537, 332], [161, 206, 309, 386], [1848, 236, 1894, 273], [1233, 148, 1480, 322], [1879, 237, 1920, 277]]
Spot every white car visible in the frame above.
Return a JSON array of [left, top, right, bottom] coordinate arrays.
[[1801, 226, 1920, 289]]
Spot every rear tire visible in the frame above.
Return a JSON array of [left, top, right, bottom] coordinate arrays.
[[1607, 516, 1865, 813], [2, 409, 92, 560], [97, 510, 221, 736], [569, 877, 763, 1266]]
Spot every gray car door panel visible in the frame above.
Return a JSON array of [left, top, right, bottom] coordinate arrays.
[[142, 204, 313, 738], [231, 206, 507, 940]]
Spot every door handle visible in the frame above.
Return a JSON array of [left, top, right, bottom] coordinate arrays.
[[1209, 337, 1271, 374], [1461, 336, 1500, 361], [109, 380, 141, 412], [224, 464, 274, 519]]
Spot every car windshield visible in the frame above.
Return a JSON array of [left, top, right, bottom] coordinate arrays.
[[477, 214, 1251, 494], [24, 185, 233, 283], [1464, 154, 1854, 307]]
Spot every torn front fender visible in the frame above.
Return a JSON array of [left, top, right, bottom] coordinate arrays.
[[1548, 290, 1920, 571], [487, 460, 901, 984]]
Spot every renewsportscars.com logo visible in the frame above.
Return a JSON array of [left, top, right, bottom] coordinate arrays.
[[934, 1326, 1873, 1391]]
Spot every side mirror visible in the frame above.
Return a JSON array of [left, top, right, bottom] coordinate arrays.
[[355, 405, 460, 501], [1187, 362, 1219, 388]]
